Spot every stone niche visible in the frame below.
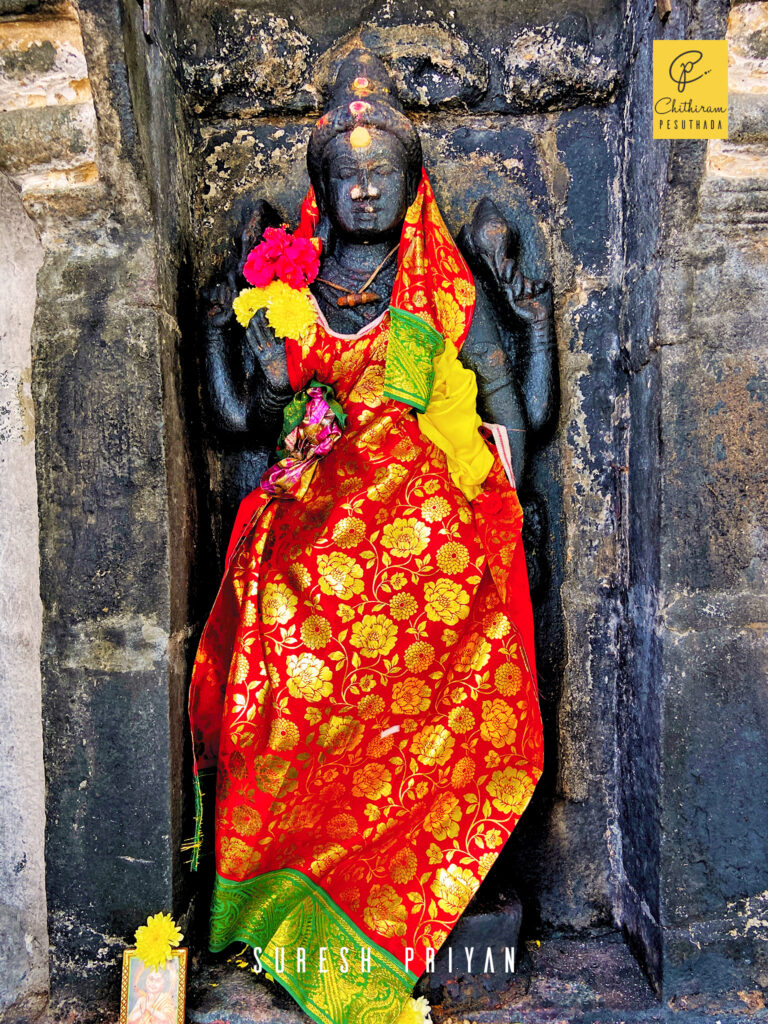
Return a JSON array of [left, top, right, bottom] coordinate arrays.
[[0, 0, 766, 1020]]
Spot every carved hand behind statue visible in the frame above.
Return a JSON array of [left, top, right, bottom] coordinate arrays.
[[500, 265, 553, 328], [459, 197, 558, 439], [244, 309, 290, 393]]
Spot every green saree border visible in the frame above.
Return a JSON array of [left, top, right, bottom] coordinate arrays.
[[210, 868, 417, 1024], [384, 306, 444, 413]]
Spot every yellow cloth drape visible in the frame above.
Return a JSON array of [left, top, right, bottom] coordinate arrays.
[[417, 342, 493, 501]]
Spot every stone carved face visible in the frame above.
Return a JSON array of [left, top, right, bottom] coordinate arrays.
[[322, 128, 410, 243]]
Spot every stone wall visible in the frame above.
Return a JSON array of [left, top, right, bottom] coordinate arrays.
[[0, 174, 47, 1021], [0, 0, 196, 1010]]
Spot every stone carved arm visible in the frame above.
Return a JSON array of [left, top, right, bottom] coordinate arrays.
[[203, 201, 293, 440], [458, 284, 528, 484], [459, 197, 559, 445]]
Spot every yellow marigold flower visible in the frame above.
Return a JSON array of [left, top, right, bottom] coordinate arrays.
[[424, 578, 470, 626], [410, 724, 455, 767], [484, 610, 511, 639], [350, 614, 398, 659], [448, 706, 475, 733], [265, 280, 316, 339], [404, 641, 435, 671], [285, 652, 333, 702], [364, 884, 408, 938], [488, 767, 536, 816], [480, 699, 518, 748], [268, 718, 300, 751], [261, 581, 297, 625], [352, 762, 392, 799], [134, 912, 183, 970], [232, 286, 270, 328], [332, 516, 366, 549], [424, 791, 462, 840], [358, 693, 385, 719], [421, 496, 451, 522], [392, 676, 431, 715], [390, 592, 418, 621], [495, 662, 523, 696], [382, 517, 431, 558], [436, 542, 470, 575], [485, 828, 503, 849], [318, 715, 364, 753], [430, 864, 478, 916], [451, 755, 475, 788], [390, 847, 418, 884], [300, 614, 331, 650], [317, 552, 365, 600]]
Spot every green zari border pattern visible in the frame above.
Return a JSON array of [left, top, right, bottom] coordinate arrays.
[[210, 869, 417, 1024], [383, 306, 444, 413]]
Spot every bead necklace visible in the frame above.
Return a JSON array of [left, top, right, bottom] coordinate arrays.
[[316, 243, 399, 308]]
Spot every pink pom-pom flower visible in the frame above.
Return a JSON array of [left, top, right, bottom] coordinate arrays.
[[243, 226, 321, 289]]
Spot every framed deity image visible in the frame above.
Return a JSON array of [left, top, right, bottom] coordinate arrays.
[[119, 948, 188, 1024]]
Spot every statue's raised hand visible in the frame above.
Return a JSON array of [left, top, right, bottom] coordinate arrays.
[[245, 308, 290, 393], [502, 268, 553, 327], [459, 197, 552, 326], [205, 276, 236, 329]]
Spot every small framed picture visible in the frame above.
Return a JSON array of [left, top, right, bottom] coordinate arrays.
[[119, 948, 187, 1024]]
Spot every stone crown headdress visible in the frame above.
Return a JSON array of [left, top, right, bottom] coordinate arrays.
[[307, 49, 423, 210]]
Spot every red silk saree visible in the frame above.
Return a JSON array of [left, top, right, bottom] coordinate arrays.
[[188, 174, 544, 1024]]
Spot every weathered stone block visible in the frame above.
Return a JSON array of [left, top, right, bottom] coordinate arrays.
[[661, 345, 768, 593]]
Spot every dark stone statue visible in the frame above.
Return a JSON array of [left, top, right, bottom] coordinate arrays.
[[204, 50, 558, 590], [200, 49, 559, 995]]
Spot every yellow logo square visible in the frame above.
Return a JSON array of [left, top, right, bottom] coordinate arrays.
[[653, 40, 728, 139]]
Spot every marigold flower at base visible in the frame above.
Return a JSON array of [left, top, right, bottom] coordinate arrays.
[[134, 911, 183, 970], [395, 996, 433, 1024]]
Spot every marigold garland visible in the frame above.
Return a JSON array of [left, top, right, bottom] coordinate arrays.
[[232, 225, 320, 340], [134, 911, 183, 970], [233, 280, 316, 339]]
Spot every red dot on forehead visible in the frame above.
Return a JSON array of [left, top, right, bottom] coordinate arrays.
[[349, 100, 371, 116], [353, 77, 369, 89]]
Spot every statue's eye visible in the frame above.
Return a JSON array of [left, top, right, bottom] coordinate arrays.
[[371, 164, 394, 176]]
